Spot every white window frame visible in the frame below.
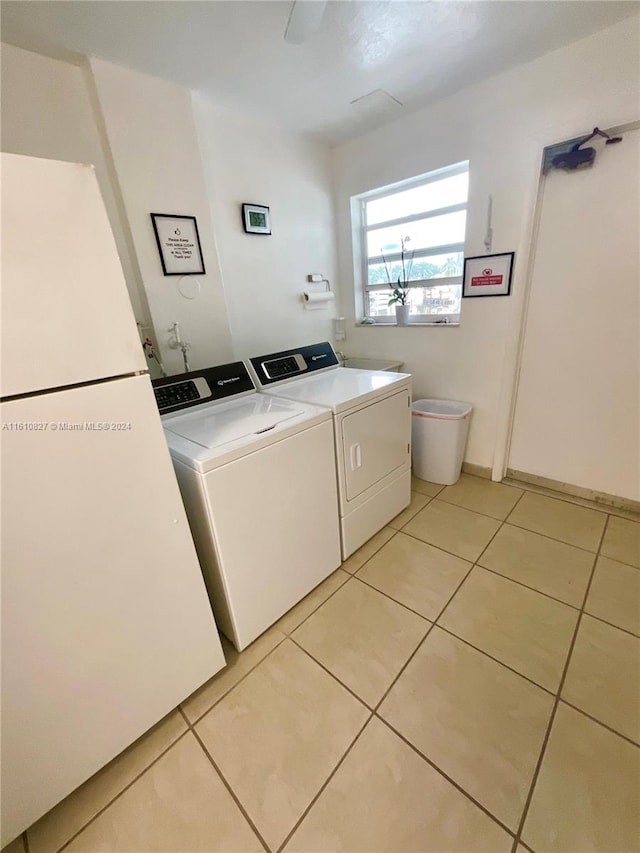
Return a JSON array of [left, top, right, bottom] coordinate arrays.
[[357, 161, 469, 324]]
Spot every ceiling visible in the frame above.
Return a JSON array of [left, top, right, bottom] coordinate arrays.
[[2, 1, 637, 144]]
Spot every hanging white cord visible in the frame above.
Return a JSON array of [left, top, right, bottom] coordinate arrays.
[[484, 195, 493, 254]]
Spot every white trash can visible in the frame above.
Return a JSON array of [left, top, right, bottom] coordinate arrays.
[[411, 399, 473, 485]]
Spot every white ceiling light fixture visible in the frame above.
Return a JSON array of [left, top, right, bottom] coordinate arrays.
[[284, 0, 327, 44]]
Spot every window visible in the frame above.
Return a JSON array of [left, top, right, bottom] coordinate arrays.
[[355, 161, 469, 323]]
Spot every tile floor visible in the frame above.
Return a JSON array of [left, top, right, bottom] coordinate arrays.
[[5, 474, 640, 853]]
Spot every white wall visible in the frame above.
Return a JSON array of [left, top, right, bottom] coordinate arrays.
[[332, 17, 640, 476], [192, 95, 338, 360], [89, 59, 234, 375], [2, 46, 335, 375], [0, 44, 150, 326], [509, 130, 639, 500]]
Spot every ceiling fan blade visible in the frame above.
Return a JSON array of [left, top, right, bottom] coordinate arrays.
[[284, 0, 327, 44]]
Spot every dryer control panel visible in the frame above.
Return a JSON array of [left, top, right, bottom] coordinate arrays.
[[152, 362, 255, 415], [250, 341, 339, 387]]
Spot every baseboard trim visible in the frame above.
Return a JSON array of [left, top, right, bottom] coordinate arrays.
[[506, 468, 640, 515], [461, 462, 492, 480]]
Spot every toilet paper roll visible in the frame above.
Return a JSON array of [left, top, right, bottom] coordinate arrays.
[[303, 291, 335, 305]]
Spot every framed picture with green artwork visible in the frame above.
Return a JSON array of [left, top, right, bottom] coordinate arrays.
[[242, 203, 271, 235]]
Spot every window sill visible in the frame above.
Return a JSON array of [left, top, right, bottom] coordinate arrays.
[[357, 321, 460, 328]]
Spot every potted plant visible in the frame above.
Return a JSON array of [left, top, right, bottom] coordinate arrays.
[[382, 235, 414, 325]]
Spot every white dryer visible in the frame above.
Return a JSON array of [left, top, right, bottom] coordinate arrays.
[[248, 342, 412, 559], [153, 361, 341, 651]]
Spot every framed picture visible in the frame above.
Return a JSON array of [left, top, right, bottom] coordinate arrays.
[[462, 252, 515, 298], [242, 203, 271, 235], [150, 214, 206, 276]]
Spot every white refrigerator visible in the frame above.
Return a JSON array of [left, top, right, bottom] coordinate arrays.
[[0, 153, 226, 846]]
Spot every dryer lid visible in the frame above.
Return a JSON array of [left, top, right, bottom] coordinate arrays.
[[164, 396, 304, 449], [260, 368, 410, 413]]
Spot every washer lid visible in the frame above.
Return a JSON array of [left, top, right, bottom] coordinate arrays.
[[164, 396, 304, 449]]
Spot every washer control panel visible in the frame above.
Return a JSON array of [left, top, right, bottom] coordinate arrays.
[[154, 377, 210, 412], [152, 362, 255, 414]]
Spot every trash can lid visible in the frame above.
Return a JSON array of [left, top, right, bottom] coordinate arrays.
[[412, 399, 473, 420]]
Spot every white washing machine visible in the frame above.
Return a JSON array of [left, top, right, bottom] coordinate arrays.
[[153, 361, 341, 651], [248, 342, 412, 559]]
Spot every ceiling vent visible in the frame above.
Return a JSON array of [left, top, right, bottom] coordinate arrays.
[[349, 89, 403, 118]]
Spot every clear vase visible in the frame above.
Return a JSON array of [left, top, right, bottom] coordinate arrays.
[[395, 304, 410, 326]]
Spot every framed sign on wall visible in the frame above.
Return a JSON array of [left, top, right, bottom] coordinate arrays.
[[462, 252, 515, 298], [150, 213, 206, 276]]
